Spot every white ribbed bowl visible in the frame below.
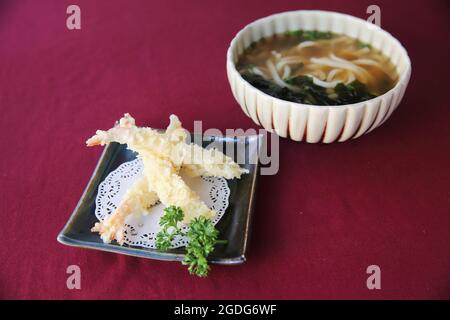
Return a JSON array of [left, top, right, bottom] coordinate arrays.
[[227, 10, 412, 143]]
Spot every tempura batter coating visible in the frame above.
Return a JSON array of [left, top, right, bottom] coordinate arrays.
[[182, 143, 248, 179], [87, 113, 247, 243], [91, 176, 159, 244], [141, 150, 215, 223], [86, 114, 247, 179]]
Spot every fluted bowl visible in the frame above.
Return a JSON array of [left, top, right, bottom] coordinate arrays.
[[226, 10, 411, 143]]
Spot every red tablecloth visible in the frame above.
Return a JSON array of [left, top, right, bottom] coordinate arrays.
[[1, 0, 449, 300]]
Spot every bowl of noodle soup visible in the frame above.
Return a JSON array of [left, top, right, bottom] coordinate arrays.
[[227, 10, 411, 143]]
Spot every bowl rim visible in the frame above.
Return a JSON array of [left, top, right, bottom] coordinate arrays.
[[227, 10, 412, 109]]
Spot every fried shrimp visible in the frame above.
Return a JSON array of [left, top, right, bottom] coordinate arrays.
[[141, 150, 215, 223], [86, 113, 248, 178], [86, 114, 186, 168], [87, 113, 247, 244], [91, 176, 159, 244], [181, 143, 248, 179]]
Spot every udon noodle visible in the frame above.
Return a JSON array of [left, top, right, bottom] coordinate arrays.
[[237, 31, 398, 105]]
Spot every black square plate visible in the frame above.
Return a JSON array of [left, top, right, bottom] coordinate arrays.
[[58, 134, 261, 264]]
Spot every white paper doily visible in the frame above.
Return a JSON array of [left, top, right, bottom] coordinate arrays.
[[95, 159, 230, 248]]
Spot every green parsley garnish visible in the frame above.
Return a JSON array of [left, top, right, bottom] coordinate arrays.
[[155, 206, 184, 251], [155, 206, 226, 277]]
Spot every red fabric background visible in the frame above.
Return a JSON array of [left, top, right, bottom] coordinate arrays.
[[1, 0, 449, 299]]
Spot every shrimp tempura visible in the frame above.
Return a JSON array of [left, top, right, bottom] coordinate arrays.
[[91, 176, 159, 244], [86, 113, 247, 179], [141, 150, 215, 222], [87, 113, 247, 244]]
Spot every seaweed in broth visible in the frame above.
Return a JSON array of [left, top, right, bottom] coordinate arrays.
[[237, 31, 399, 105]]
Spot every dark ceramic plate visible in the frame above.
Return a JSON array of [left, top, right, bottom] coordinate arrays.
[[58, 134, 261, 264]]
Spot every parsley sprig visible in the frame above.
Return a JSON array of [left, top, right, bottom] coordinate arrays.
[[155, 206, 226, 277], [155, 206, 184, 251]]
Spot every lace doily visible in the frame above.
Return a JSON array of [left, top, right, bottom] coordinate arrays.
[[95, 159, 230, 248]]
